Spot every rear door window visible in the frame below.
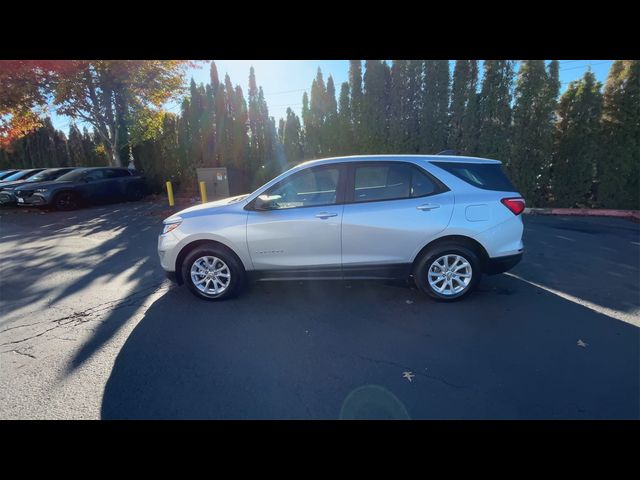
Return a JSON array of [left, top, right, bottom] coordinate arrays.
[[352, 163, 443, 203], [431, 162, 516, 192]]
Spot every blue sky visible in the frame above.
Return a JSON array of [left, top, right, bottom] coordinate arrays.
[[49, 60, 614, 133]]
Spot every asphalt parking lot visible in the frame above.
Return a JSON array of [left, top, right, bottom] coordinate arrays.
[[0, 202, 638, 419]]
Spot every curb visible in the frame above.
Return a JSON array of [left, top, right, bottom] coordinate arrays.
[[525, 207, 640, 222]]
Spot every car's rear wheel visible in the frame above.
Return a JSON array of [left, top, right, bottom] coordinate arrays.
[[181, 246, 244, 301], [53, 191, 80, 211], [413, 244, 481, 302]]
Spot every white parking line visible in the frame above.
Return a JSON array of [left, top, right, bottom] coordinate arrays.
[[505, 272, 640, 327]]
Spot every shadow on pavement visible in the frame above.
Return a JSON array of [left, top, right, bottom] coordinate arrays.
[[0, 202, 166, 370], [101, 275, 639, 419]]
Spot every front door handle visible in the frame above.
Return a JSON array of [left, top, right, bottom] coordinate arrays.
[[315, 212, 338, 219], [417, 203, 440, 211]]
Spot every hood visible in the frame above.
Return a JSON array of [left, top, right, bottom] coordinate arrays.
[[164, 194, 249, 222], [0, 179, 28, 190]]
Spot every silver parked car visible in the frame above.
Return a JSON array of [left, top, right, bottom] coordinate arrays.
[[158, 155, 525, 302]]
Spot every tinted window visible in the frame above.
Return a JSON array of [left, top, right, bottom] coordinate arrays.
[[106, 169, 131, 178], [2, 170, 34, 181], [264, 167, 339, 209], [85, 169, 107, 182], [432, 162, 516, 192], [56, 169, 89, 182], [28, 168, 73, 182], [353, 163, 439, 202], [0, 170, 18, 180]]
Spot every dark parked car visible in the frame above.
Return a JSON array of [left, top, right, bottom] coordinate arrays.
[[0, 167, 79, 206], [0, 170, 21, 180], [14, 167, 147, 211], [0, 168, 46, 187]]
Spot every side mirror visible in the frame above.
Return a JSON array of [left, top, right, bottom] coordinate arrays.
[[254, 194, 281, 211]]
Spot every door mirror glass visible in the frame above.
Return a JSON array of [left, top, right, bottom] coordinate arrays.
[[254, 194, 281, 211]]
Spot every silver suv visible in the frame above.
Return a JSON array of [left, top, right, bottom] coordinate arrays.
[[158, 155, 525, 302]]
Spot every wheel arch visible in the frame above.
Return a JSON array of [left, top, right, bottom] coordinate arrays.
[[174, 239, 247, 285], [412, 235, 490, 272]]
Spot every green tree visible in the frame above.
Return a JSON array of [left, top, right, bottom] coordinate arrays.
[[551, 71, 603, 207], [420, 60, 450, 153], [389, 60, 409, 152], [283, 107, 303, 165], [598, 60, 640, 209], [323, 75, 338, 156], [362, 60, 391, 152], [349, 60, 363, 151], [449, 60, 479, 152], [459, 61, 480, 154], [8, 61, 191, 166], [67, 123, 87, 166], [336, 81, 353, 155], [510, 60, 560, 205], [476, 60, 515, 161]]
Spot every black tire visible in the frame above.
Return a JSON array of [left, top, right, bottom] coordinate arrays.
[[413, 243, 481, 302], [53, 191, 80, 211], [126, 183, 145, 202], [181, 245, 244, 301]]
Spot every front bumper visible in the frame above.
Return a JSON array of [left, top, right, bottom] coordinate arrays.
[[16, 193, 48, 206], [164, 270, 179, 283], [485, 252, 523, 275]]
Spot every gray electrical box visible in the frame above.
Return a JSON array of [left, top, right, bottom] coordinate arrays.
[[196, 167, 230, 200]]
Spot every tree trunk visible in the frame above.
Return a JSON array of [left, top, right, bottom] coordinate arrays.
[[112, 147, 122, 167]]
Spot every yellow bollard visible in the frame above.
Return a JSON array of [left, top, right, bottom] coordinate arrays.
[[199, 181, 208, 204], [166, 181, 175, 207]]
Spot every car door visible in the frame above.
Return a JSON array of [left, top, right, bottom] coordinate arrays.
[[341, 161, 455, 276], [104, 168, 132, 200], [79, 169, 111, 202], [246, 164, 345, 276]]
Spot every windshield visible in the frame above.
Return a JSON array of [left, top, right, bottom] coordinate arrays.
[[0, 171, 17, 180], [1, 170, 33, 182], [28, 169, 71, 182], [56, 169, 88, 182], [227, 194, 249, 204]]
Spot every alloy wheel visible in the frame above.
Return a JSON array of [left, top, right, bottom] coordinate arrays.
[[427, 254, 473, 296]]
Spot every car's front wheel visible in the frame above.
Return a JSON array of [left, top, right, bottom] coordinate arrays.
[[181, 246, 244, 301], [413, 244, 481, 302], [53, 191, 80, 211]]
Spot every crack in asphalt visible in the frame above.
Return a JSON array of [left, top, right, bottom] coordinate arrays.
[[5, 348, 36, 359], [0, 282, 170, 349]]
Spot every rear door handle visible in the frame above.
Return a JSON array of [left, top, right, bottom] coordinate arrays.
[[417, 203, 440, 211], [315, 212, 338, 219]]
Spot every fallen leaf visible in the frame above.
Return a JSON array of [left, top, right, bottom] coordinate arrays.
[[403, 371, 415, 382], [405, 300, 414, 304], [577, 339, 588, 348]]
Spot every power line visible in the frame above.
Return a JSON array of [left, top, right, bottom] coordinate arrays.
[[559, 61, 610, 72], [265, 88, 307, 96]]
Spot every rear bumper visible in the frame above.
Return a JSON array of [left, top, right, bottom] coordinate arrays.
[[485, 252, 523, 275]]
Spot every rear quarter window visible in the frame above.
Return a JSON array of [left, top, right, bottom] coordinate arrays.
[[431, 162, 517, 192]]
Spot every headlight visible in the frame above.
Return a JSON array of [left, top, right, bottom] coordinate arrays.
[[162, 217, 182, 235]]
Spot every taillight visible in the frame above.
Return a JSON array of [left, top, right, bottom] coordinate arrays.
[[501, 197, 526, 215]]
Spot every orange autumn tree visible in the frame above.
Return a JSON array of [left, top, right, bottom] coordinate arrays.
[[0, 60, 192, 166]]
